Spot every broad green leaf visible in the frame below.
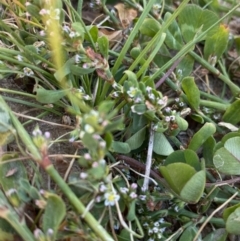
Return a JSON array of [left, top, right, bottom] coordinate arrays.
[[0, 107, 11, 133], [188, 123, 216, 151], [131, 104, 147, 115], [223, 99, 240, 124], [225, 207, 240, 235], [86, 25, 98, 43], [35, 87, 68, 104], [124, 70, 138, 86], [204, 24, 229, 61], [139, 18, 161, 37], [165, 149, 201, 171], [111, 141, 130, 154], [164, 12, 183, 50], [72, 22, 85, 36], [98, 101, 114, 114], [178, 4, 219, 42], [42, 193, 66, 239], [153, 132, 174, 156], [175, 114, 188, 131], [98, 36, 109, 59], [203, 229, 227, 241], [224, 137, 240, 160], [181, 77, 200, 110], [176, 55, 194, 79], [223, 203, 240, 222], [0, 154, 27, 207], [203, 136, 216, 167], [159, 163, 196, 194], [126, 126, 146, 150], [127, 200, 136, 221], [213, 147, 240, 175], [180, 170, 205, 203], [179, 226, 198, 241]]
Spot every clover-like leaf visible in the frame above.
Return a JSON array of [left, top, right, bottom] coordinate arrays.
[[213, 137, 240, 175]]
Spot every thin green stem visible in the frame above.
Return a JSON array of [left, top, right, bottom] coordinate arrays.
[[199, 100, 229, 111], [190, 51, 240, 96]]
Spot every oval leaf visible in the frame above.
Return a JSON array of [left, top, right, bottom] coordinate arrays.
[[36, 87, 68, 104], [42, 193, 66, 239], [180, 170, 205, 203], [188, 123, 216, 151], [153, 132, 174, 156], [181, 77, 200, 110]]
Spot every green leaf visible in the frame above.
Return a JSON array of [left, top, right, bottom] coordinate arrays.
[[124, 70, 138, 86], [179, 226, 198, 241], [203, 229, 227, 241], [180, 170, 205, 203], [126, 126, 146, 150], [111, 141, 130, 154], [98, 36, 109, 59], [42, 193, 66, 239], [153, 132, 174, 156], [131, 104, 147, 115], [159, 163, 196, 194], [86, 25, 98, 43], [223, 203, 240, 222], [188, 123, 216, 151], [35, 87, 68, 104], [165, 149, 201, 171], [203, 136, 216, 167], [178, 4, 219, 42], [139, 18, 161, 37], [0, 154, 27, 207], [72, 22, 85, 36], [204, 24, 229, 61], [225, 207, 240, 235], [213, 137, 240, 175], [181, 77, 200, 110], [127, 200, 136, 221], [222, 99, 240, 124], [164, 12, 183, 50], [176, 55, 194, 79]]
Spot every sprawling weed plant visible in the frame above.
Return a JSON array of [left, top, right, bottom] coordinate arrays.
[[0, 0, 240, 240]]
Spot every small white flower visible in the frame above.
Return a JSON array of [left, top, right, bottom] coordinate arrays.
[[16, 54, 23, 62], [39, 9, 49, 15], [175, 98, 180, 102], [154, 221, 160, 227], [63, 25, 71, 33], [69, 31, 76, 38], [112, 92, 119, 98], [23, 67, 34, 76], [75, 54, 82, 63], [84, 124, 94, 134], [104, 191, 120, 206], [92, 162, 99, 168], [146, 86, 152, 93], [44, 132, 51, 139], [129, 192, 137, 199], [99, 184, 107, 192], [39, 30, 45, 36], [120, 187, 129, 194], [25, 2, 31, 6], [165, 116, 171, 122], [131, 183, 137, 189], [112, 82, 118, 89], [32, 128, 42, 136], [165, 107, 171, 113], [148, 93, 155, 100], [170, 115, 175, 121], [143, 222, 149, 227], [179, 102, 185, 107], [152, 227, 159, 233], [84, 153, 91, 160], [127, 87, 138, 98], [139, 195, 146, 201], [80, 172, 88, 179]]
